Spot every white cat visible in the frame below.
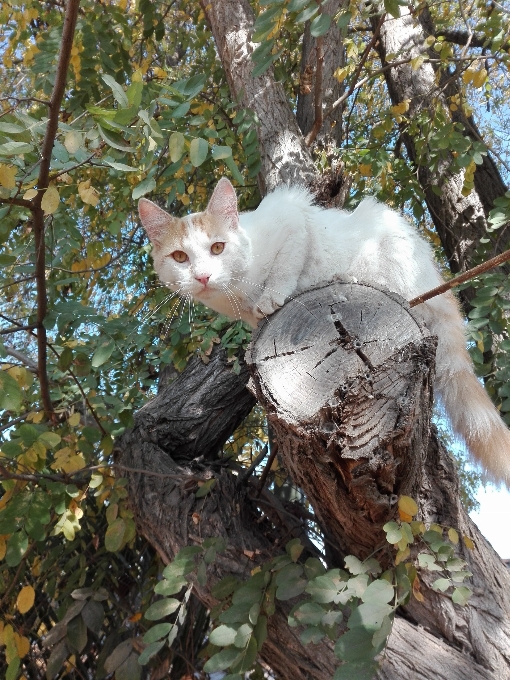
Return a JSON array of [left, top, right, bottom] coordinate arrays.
[[139, 177, 510, 487]]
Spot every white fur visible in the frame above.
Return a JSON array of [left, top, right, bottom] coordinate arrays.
[[139, 179, 510, 486]]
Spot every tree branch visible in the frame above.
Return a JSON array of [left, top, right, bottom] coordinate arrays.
[[410, 246, 510, 307], [304, 35, 325, 146], [31, 0, 81, 418], [3, 345, 38, 371]]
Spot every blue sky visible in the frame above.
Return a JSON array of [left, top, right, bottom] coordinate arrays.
[[471, 485, 510, 559]]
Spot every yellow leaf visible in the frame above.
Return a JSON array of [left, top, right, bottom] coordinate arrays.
[[16, 585, 35, 614], [448, 527, 459, 545], [391, 100, 410, 115], [472, 67, 487, 88], [359, 164, 372, 177], [23, 188, 38, 200], [463, 535, 475, 550], [0, 164, 17, 189], [398, 495, 418, 518], [0, 536, 6, 561], [395, 545, 410, 565], [41, 185, 60, 215], [14, 633, 30, 658], [68, 413, 81, 427], [78, 180, 100, 207], [64, 131, 82, 154], [411, 55, 425, 71], [398, 509, 413, 522], [334, 66, 349, 83], [462, 69, 474, 84]]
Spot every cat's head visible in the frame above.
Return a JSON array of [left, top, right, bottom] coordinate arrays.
[[138, 178, 250, 301]]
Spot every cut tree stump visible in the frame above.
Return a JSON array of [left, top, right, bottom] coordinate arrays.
[[246, 281, 437, 558]]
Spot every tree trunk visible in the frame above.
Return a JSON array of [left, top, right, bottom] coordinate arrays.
[[247, 282, 510, 678], [372, 9, 508, 280], [199, 0, 316, 194], [116, 284, 510, 678]]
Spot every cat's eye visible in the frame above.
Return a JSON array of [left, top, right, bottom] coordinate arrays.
[[171, 250, 188, 263], [211, 242, 225, 255]]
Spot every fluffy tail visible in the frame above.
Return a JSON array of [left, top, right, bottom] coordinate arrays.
[[420, 292, 510, 487]]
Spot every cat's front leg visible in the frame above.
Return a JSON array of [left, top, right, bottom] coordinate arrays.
[[250, 228, 308, 322]]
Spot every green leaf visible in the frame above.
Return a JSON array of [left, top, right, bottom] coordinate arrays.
[[170, 102, 191, 119], [348, 602, 392, 630], [305, 575, 340, 603], [81, 600, 105, 636], [137, 640, 165, 666], [127, 79, 143, 108], [189, 138, 209, 167], [296, 4, 319, 22], [105, 517, 127, 552], [67, 614, 88, 653], [6, 530, 28, 567], [203, 646, 242, 673], [0, 141, 34, 155], [431, 578, 451, 592], [0, 122, 25, 133], [154, 575, 187, 596], [233, 623, 252, 648], [105, 640, 133, 673], [209, 624, 238, 647], [310, 13, 331, 37], [38, 432, 61, 448], [300, 626, 324, 644], [452, 586, 472, 605], [383, 521, 403, 544], [92, 339, 115, 367], [344, 555, 366, 575], [145, 598, 180, 620], [211, 575, 239, 599], [132, 177, 156, 200], [6, 657, 20, 680], [224, 156, 245, 186], [169, 132, 185, 162], [143, 622, 173, 644], [104, 159, 139, 172], [232, 585, 262, 607], [195, 477, 216, 498], [102, 74, 129, 108], [334, 626, 374, 662], [288, 0, 311, 10], [97, 124, 132, 152], [384, 0, 401, 18], [116, 653, 142, 680], [0, 371, 22, 410], [211, 145, 233, 160], [291, 602, 325, 626], [45, 640, 69, 680], [361, 580, 394, 605]]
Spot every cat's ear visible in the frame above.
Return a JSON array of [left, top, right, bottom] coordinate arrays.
[[138, 198, 175, 246], [206, 178, 239, 230]]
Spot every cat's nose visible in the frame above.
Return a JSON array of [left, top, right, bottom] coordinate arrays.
[[195, 275, 211, 286]]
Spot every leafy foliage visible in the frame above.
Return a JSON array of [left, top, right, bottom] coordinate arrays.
[[0, 0, 507, 676]]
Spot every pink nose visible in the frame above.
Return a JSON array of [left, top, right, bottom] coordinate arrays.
[[195, 275, 210, 286]]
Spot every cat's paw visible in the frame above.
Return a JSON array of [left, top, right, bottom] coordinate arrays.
[[254, 295, 284, 320]]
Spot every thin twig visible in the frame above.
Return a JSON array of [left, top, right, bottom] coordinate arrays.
[[256, 443, 279, 496], [238, 444, 268, 484], [31, 0, 81, 418], [304, 35, 325, 146], [0, 324, 37, 335], [0, 275, 36, 291], [409, 247, 510, 307], [3, 345, 38, 371], [308, 13, 386, 146]]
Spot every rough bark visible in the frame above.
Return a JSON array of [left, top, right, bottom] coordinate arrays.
[[116, 285, 510, 679], [247, 283, 510, 678], [296, 0, 346, 148], [200, 0, 316, 194], [372, 9, 509, 281]]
